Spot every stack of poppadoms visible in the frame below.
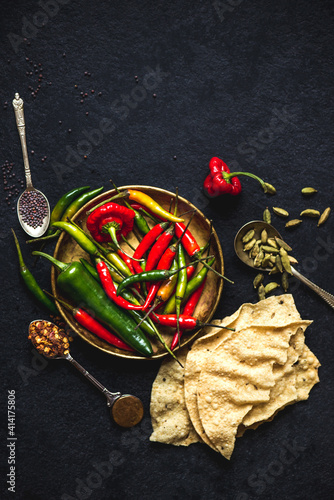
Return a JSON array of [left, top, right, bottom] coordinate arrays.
[[149, 295, 320, 459]]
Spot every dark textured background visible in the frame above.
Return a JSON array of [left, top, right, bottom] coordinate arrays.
[[1, 1, 333, 499]]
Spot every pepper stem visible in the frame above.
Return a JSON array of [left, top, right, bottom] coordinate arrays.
[[86, 192, 127, 214], [43, 290, 73, 312], [102, 222, 121, 249], [223, 172, 276, 194], [26, 230, 60, 244], [31, 251, 68, 272]]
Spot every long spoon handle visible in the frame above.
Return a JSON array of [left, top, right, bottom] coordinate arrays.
[[291, 266, 334, 309], [12, 93, 33, 189]]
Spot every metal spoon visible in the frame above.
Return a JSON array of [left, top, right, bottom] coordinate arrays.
[[12, 93, 50, 238], [29, 320, 144, 427], [234, 220, 334, 309]]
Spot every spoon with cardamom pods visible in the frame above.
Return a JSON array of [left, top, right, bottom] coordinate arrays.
[[12, 93, 50, 238], [28, 319, 144, 427], [234, 220, 334, 309]]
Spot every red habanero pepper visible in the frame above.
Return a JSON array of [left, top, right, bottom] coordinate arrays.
[[132, 221, 170, 274], [87, 202, 135, 243], [96, 260, 143, 310], [203, 156, 276, 198], [170, 279, 206, 350]]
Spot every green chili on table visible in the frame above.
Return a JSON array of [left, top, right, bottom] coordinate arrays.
[[12, 229, 58, 315]]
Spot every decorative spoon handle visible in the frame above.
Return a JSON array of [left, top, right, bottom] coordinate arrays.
[[12, 93, 33, 189], [64, 353, 121, 404], [291, 266, 334, 309]]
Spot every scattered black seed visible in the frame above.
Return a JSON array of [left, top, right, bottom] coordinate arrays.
[[59, 120, 62, 125], [91, 89, 95, 94], [31, 150, 34, 155], [68, 129, 72, 133], [85, 112, 89, 116], [153, 93, 157, 98], [98, 92, 102, 96]]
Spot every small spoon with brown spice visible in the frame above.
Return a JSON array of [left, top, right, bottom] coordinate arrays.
[[28, 320, 144, 427]]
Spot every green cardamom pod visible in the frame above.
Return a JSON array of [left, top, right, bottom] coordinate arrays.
[[261, 229, 268, 244], [264, 282, 280, 294], [261, 245, 280, 254], [280, 247, 292, 274], [242, 229, 255, 243], [300, 209, 320, 217], [272, 207, 289, 217], [282, 271, 289, 292], [267, 237, 279, 248], [253, 273, 264, 289], [275, 254, 283, 273], [301, 187, 317, 195], [258, 284, 266, 301], [317, 207, 331, 227], [243, 237, 257, 251], [263, 207, 271, 224], [274, 237, 292, 252], [285, 219, 302, 228]]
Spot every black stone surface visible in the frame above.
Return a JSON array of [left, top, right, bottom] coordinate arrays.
[[1, 1, 333, 499]]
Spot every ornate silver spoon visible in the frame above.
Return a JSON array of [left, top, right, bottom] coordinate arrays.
[[12, 93, 50, 237], [29, 319, 144, 427]]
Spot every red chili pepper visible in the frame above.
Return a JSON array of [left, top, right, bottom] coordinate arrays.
[[145, 225, 174, 273], [87, 202, 135, 244], [203, 156, 276, 198], [174, 223, 200, 257], [116, 249, 135, 275], [142, 245, 176, 310], [47, 293, 134, 352], [132, 221, 169, 274], [170, 279, 206, 350], [74, 308, 134, 351], [96, 260, 143, 310], [152, 313, 199, 329]]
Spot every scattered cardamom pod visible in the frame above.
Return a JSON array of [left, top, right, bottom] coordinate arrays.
[[300, 209, 320, 218], [261, 229, 268, 244], [272, 207, 289, 217], [269, 265, 280, 275], [282, 271, 289, 292], [280, 247, 292, 274], [253, 273, 264, 289], [285, 219, 302, 228], [263, 207, 271, 224], [301, 187, 317, 195], [317, 207, 331, 227], [264, 282, 280, 294], [258, 284, 266, 300], [274, 237, 292, 252], [242, 229, 255, 243]]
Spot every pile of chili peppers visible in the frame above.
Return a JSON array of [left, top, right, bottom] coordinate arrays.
[[15, 185, 232, 360]]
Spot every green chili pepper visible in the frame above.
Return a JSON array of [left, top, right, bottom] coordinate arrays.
[[12, 229, 58, 315], [163, 257, 215, 314], [116, 256, 213, 297], [175, 244, 187, 341], [52, 221, 101, 257], [62, 186, 104, 221], [32, 251, 153, 357], [50, 186, 90, 229]]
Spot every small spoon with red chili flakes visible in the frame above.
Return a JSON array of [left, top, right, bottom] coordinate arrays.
[[28, 320, 144, 427]]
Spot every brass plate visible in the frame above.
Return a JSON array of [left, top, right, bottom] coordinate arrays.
[[51, 185, 224, 360]]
